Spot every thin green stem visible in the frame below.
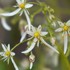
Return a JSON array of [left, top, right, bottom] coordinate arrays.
[[11, 37, 33, 51]]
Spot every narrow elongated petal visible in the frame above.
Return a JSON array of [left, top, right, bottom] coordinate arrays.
[[24, 10, 31, 30], [7, 44, 10, 50], [11, 52, 15, 56], [1, 17, 11, 31], [55, 28, 63, 32], [68, 28, 70, 35], [1, 44, 7, 52], [64, 32, 68, 54], [40, 37, 59, 54], [25, 4, 33, 8], [27, 31, 34, 36], [22, 38, 37, 54], [37, 25, 42, 32], [66, 20, 70, 26], [57, 21, 64, 27], [41, 32, 48, 36], [0, 8, 21, 17], [11, 57, 19, 70], [20, 32, 26, 42], [30, 62, 33, 69], [16, 0, 22, 4]]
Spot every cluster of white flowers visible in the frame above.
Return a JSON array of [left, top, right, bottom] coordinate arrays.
[[0, 0, 70, 70]]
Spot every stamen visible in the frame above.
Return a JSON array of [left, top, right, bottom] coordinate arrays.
[[19, 3, 25, 9], [5, 51, 11, 57], [63, 25, 68, 31], [34, 32, 40, 38]]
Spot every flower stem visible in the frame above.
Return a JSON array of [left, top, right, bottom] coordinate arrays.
[[11, 37, 33, 51]]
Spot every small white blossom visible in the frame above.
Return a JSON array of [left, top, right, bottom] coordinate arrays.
[[0, 44, 19, 70], [21, 25, 59, 54], [55, 20, 70, 54], [0, 0, 33, 30]]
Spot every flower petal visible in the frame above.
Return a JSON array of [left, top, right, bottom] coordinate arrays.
[[30, 62, 33, 69], [27, 31, 34, 36], [37, 25, 42, 32], [55, 28, 63, 32], [0, 8, 21, 17], [25, 4, 33, 8], [57, 21, 64, 27], [11, 57, 19, 70], [22, 38, 37, 54], [68, 28, 70, 35], [64, 32, 68, 54], [41, 32, 48, 36], [7, 44, 10, 51], [16, 0, 22, 4], [1, 44, 7, 52], [11, 52, 15, 56], [1, 17, 11, 31], [24, 10, 31, 30], [66, 20, 70, 26], [40, 37, 59, 54], [20, 32, 27, 42]]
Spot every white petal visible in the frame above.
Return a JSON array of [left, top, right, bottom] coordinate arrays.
[[25, 4, 33, 8], [57, 21, 64, 26], [37, 40, 39, 47], [11, 57, 19, 70], [41, 32, 48, 36], [40, 37, 59, 54], [27, 31, 34, 36], [1, 44, 7, 52], [68, 28, 70, 35], [37, 25, 42, 32], [1, 17, 11, 31], [30, 62, 33, 69], [0, 8, 21, 17], [20, 32, 26, 42], [55, 28, 63, 32], [66, 20, 70, 26], [16, 0, 22, 4], [64, 32, 68, 54], [19, 10, 24, 16], [0, 52, 4, 56], [11, 52, 15, 56], [24, 10, 31, 30], [32, 25, 36, 32], [7, 44, 10, 51], [22, 38, 37, 54]]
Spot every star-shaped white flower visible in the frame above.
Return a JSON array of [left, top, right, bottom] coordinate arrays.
[[55, 20, 70, 54], [22, 25, 59, 54], [0, 44, 19, 70], [0, 0, 33, 30]]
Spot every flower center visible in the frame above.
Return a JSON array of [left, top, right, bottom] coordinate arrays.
[[34, 32, 40, 38], [19, 3, 25, 9], [63, 25, 68, 31], [5, 51, 11, 57]]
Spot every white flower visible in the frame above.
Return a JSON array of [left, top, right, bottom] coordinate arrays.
[[22, 25, 59, 54], [0, 0, 33, 30], [55, 20, 70, 54], [0, 44, 19, 70]]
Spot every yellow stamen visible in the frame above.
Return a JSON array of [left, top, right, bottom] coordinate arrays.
[[19, 3, 25, 9], [63, 25, 68, 31], [5, 51, 11, 57], [34, 32, 40, 38]]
